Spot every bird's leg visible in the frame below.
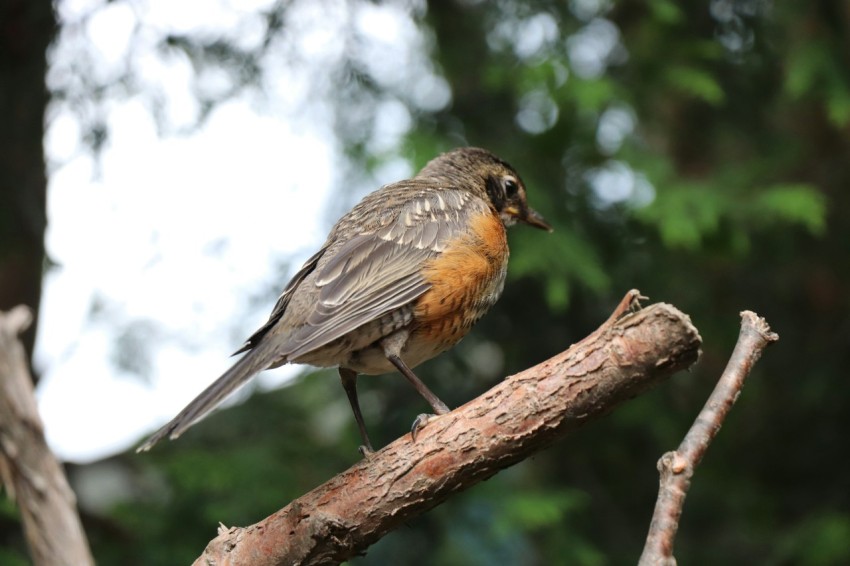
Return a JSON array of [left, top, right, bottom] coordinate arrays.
[[381, 331, 450, 441], [385, 354, 450, 415], [339, 367, 374, 456]]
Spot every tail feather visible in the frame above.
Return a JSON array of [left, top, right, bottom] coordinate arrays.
[[137, 343, 279, 452]]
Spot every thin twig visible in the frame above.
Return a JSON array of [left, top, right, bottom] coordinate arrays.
[[639, 311, 779, 566]]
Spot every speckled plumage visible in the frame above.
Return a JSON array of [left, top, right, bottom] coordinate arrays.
[[138, 147, 550, 452]]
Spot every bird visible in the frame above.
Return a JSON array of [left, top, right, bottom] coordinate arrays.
[[137, 147, 551, 454]]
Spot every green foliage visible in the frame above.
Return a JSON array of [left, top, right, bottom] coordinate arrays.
[[647, 0, 683, 25], [664, 65, 725, 105], [775, 513, 850, 566], [510, 227, 610, 309], [0, 546, 29, 566], [753, 184, 827, 235], [636, 180, 826, 250], [636, 181, 726, 249], [784, 39, 850, 127], [0, 494, 29, 565], [0, 495, 19, 520], [564, 77, 619, 114], [784, 42, 831, 98], [826, 84, 850, 128], [492, 489, 589, 536]]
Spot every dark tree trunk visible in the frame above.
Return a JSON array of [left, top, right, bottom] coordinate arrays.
[[0, 0, 56, 368]]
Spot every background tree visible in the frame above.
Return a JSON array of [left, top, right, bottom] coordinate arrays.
[[0, 0, 54, 364], [2, 1, 848, 565]]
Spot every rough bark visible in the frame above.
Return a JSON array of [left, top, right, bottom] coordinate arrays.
[[196, 290, 702, 566], [0, 306, 94, 566]]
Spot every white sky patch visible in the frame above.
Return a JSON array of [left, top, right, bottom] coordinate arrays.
[[85, 2, 136, 69], [38, 93, 333, 463]]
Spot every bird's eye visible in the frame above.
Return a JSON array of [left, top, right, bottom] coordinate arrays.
[[504, 178, 520, 199]]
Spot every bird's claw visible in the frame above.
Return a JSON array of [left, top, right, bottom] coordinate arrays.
[[358, 444, 375, 458], [410, 413, 439, 441]]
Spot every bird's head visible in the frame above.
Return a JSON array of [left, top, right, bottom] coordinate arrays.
[[418, 147, 552, 232]]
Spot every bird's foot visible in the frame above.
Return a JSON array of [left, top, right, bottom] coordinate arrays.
[[358, 444, 375, 458], [410, 413, 441, 441]]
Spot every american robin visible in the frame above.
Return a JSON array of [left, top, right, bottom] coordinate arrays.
[[138, 147, 550, 454]]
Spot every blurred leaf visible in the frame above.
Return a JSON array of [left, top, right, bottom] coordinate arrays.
[[826, 85, 850, 127], [648, 0, 683, 25], [664, 65, 725, 105], [518, 59, 570, 94], [565, 77, 618, 113], [636, 183, 725, 249], [545, 277, 570, 309], [0, 547, 29, 566], [687, 39, 726, 61], [510, 225, 610, 307], [754, 184, 827, 235], [784, 42, 829, 98], [782, 39, 850, 129], [493, 489, 589, 536]]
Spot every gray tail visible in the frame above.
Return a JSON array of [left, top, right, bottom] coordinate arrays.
[[137, 343, 279, 452]]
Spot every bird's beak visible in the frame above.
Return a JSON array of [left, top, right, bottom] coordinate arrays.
[[504, 204, 553, 232], [520, 207, 553, 232], [502, 204, 552, 232]]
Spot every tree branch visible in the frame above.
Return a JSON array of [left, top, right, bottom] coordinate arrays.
[[195, 290, 702, 566], [638, 311, 779, 566], [0, 306, 94, 566]]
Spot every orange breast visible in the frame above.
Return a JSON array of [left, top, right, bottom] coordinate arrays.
[[414, 210, 509, 348]]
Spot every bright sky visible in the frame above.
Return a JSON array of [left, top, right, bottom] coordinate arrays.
[[34, 0, 421, 463], [38, 100, 331, 462]]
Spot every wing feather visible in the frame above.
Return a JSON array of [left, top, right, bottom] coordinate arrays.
[[281, 189, 483, 359], [234, 247, 325, 355]]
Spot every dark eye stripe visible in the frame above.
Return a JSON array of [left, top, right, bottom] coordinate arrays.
[[486, 174, 506, 209]]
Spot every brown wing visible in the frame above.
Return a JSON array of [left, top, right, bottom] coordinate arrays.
[[280, 187, 484, 360]]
